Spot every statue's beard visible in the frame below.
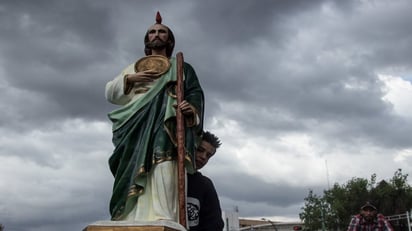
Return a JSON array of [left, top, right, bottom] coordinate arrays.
[[146, 39, 168, 50]]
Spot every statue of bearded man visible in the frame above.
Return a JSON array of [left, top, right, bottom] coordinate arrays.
[[105, 12, 204, 223]]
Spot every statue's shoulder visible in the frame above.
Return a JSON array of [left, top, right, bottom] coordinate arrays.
[[183, 62, 196, 74]]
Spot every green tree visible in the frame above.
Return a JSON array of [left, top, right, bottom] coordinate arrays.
[[299, 189, 327, 230], [299, 169, 412, 230]]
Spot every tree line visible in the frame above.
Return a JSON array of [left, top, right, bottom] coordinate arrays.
[[299, 169, 412, 230]]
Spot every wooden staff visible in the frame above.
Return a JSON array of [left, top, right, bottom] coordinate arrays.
[[176, 52, 186, 228]]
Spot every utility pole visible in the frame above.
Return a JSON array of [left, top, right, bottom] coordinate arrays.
[[321, 207, 326, 231], [325, 159, 330, 190]]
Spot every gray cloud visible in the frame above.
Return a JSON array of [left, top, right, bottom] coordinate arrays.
[[1, 0, 412, 231]]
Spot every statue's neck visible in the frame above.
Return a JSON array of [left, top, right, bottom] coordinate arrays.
[[151, 49, 167, 57]]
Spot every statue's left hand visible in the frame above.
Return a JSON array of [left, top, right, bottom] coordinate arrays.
[[177, 100, 195, 117], [175, 100, 199, 127]]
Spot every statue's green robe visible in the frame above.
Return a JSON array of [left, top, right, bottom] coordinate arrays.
[[106, 58, 204, 220]]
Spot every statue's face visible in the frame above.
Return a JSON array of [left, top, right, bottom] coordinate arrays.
[[146, 24, 169, 49]]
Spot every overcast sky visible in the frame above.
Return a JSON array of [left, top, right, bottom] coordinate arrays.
[[1, 0, 412, 230]]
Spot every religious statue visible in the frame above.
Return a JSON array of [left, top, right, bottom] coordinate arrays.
[[105, 12, 204, 225]]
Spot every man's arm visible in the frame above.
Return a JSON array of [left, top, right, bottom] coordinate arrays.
[[198, 176, 224, 231], [346, 215, 360, 231], [377, 214, 394, 231], [382, 219, 394, 231]]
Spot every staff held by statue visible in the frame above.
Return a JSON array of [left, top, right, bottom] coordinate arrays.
[[176, 51, 186, 227]]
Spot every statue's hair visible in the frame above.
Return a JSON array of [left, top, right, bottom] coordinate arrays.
[[202, 131, 222, 149]]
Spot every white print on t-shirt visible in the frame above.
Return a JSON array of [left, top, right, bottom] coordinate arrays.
[[187, 197, 200, 227]]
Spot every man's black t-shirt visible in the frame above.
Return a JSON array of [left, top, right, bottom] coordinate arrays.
[[187, 172, 224, 231]]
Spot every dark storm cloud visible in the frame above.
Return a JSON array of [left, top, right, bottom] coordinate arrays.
[[333, 3, 412, 65], [191, 0, 326, 44], [0, 0, 114, 71], [196, 0, 412, 150], [0, 0, 117, 127], [183, 0, 327, 99]]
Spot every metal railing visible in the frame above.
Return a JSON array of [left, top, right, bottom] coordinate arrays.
[[385, 211, 411, 231]]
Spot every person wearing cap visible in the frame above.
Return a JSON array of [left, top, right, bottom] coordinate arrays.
[[105, 12, 204, 222], [187, 131, 224, 231], [346, 202, 394, 231]]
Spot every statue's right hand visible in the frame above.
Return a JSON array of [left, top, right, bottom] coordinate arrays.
[[126, 70, 159, 83]]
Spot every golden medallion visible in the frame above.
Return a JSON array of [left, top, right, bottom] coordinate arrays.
[[134, 55, 171, 75]]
